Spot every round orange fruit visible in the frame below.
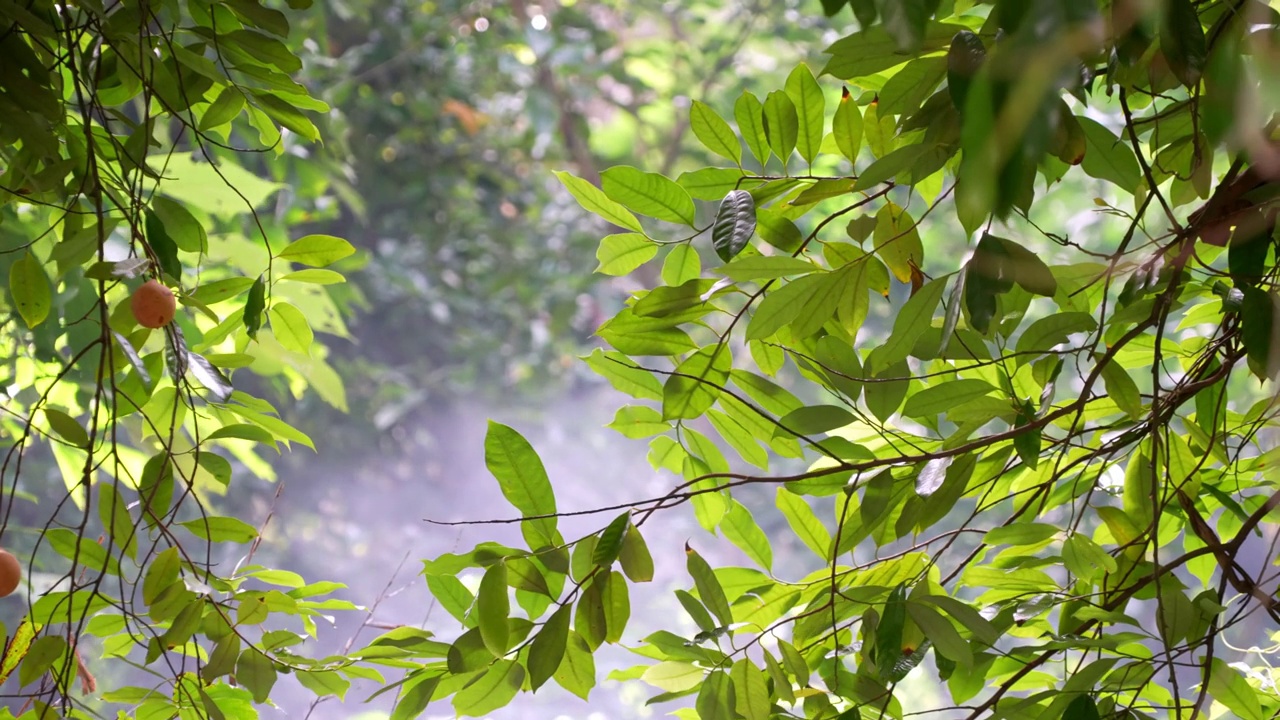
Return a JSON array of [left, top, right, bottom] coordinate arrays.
[[0, 549, 21, 598], [130, 279, 176, 329]]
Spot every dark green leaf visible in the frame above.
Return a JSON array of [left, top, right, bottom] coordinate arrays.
[[1161, 0, 1207, 87], [243, 275, 266, 339], [528, 604, 570, 692], [592, 513, 631, 568], [1240, 287, 1278, 379], [697, 670, 735, 720], [145, 209, 182, 280], [947, 31, 985, 109], [686, 544, 734, 627]]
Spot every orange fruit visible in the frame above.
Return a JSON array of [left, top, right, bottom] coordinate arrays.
[[130, 279, 176, 329], [0, 549, 21, 598]]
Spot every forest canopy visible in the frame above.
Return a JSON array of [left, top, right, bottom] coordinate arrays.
[[0, 0, 1278, 719]]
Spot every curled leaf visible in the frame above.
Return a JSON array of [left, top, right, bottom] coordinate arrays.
[[712, 190, 756, 262]]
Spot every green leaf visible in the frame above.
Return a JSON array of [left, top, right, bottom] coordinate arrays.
[[618, 523, 654, 583], [243, 275, 266, 339], [879, 56, 947, 117], [776, 488, 832, 560], [875, 584, 909, 679], [663, 345, 732, 420], [477, 563, 510, 655], [690, 100, 743, 166], [152, 196, 208, 253], [596, 233, 658, 276], [484, 422, 558, 550], [199, 86, 246, 131], [554, 170, 644, 232], [592, 513, 632, 568], [582, 349, 662, 400], [720, 500, 774, 571], [756, 208, 803, 253], [686, 545, 734, 627], [601, 571, 630, 643], [735, 92, 770, 166], [784, 64, 824, 166], [1207, 658, 1265, 720], [658, 245, 702, 288], [277, 234, 355, 267], [947, 30, 986, 109], [874, 202, 923, 284], [906, 601, 972, 669], [853, 143, 937, 192], [777, 405, 855, 435], [679, 167, 751, 200], [642, 661, 704, 693], [453, 660, 524, 717], [762, 91, 799, 163], [9, 251, 51, 328], [746, 272, 839, 341], [390, 675, 439, 720], [553, 630, 596, 699], [1101, 359, 1143, 419], [1161, 0, 1207, 87], [1062, 694, 1101, 720], [99, 481, 137, 560], [268, 302, 314, 355], [1063, 533, 1117, 581], [1078, 117, 1141, 192], [575, 575, 608, 650], [832, 87, 864, 164], [731, 659, 770, 720], [902, 379, 997, 418], [44, 408, 89, 448], [528, 603, 570, 691], [236, 649, 277, 703], [870, 276, 946, 372], [697, 670, 735, 720], [19, 635, 66, 688], [1241, 287, 1279, 379], [600, 166, 697, 226], [718, 255, 817, 281], [180, 516, 258, 543], [1015, 312, 1097, 362], [145, 209, 182, 279], [824, 23, 966, 79], [865, 360, 911, 422], [983, 523, 1059, 546], [1013, 400, 1041, 469]]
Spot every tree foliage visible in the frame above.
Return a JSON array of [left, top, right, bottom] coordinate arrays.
[[416, 1, 1280, 719], [1, 0, 1279, 719]]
